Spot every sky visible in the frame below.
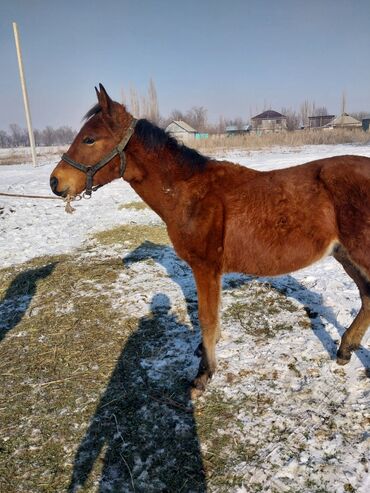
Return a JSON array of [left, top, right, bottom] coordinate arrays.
[[1, 0, 370, 131]]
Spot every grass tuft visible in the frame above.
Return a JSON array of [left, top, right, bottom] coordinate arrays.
[[118, 201, 149, 211], [223, 281, 309, 340], [92, 224, 169, 248]]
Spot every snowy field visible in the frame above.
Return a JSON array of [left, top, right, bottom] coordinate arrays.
[[1, 143, 370, 492]]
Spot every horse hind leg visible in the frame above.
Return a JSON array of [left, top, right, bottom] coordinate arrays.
[[333, 245, 370, 364], [191, 265, 221, 398]]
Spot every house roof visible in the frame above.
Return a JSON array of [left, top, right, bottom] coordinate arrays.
[[170, 120, 197, 133], [308, 115, 335, 120], [251, 110, 286, 120], [329, 113, 362, 127]]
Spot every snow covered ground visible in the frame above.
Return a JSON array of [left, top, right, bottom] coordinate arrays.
[[1, 143, 370, 492]]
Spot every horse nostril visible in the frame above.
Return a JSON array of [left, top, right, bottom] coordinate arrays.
[[50, 176, 58, 193]]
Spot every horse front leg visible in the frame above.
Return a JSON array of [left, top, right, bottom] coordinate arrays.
[[191, 265, 221, 398]]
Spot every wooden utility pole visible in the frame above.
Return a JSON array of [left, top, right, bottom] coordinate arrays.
[[12, 22, 37, 167]]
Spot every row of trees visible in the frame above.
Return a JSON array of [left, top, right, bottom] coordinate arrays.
[[0, 124, 76, 148], [1, 80, 367, 148], [125, 80, 368, 132]]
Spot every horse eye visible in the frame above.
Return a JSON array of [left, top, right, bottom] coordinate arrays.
[[83, 137, 95, 145]]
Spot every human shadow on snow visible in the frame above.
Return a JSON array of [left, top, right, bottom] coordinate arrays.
[[69, 293, 207, 493], [69, 242, 369, 491], [0, 263, 56, 343], [123, 241, 369, 370]]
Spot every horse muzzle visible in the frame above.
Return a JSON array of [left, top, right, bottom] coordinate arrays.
[[50, 176, 69, 197]]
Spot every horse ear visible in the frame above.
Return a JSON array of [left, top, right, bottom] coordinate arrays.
[[97, 83, 113, 115], [95, 86, 100, 99]]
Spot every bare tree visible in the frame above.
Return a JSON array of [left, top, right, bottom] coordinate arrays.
[[342, 91, 346, 114], [55, 126, 75, 144], [186, 106, 208, 132], [281, 107, 300, 131], [124, 79, 160, 122], [147, 78, 160, 124], [0, 125, 77, 148], [225, 117, 246, 130], [314, 106, 329, 116], [161, 109, 186, 129], [129, 86, 140, 118], [42, 126, 56, 146], [169, 109, 185, 121], [0, 130, 11, 148], [140, 95, 149, 120], [9, 123, 29, 147], [120, 87, 126, 106], [300, 100, 316, 128], [350, 111, 368, 122], [33, 129, 43, 146], [217, 115, 227, 134]]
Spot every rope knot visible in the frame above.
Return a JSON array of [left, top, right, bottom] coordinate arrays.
[[63, 194, 81, 214]]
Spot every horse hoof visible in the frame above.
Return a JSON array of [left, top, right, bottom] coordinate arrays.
[[336, 349, 351, 365], [337, 357, 350, 366], [190, 372, 210, 399], [190, 386, 205, 399]]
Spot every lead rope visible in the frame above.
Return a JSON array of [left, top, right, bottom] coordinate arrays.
[[0, 190, 83, 215], [63, 194, 82, 214], [64, 195, 76, 214]]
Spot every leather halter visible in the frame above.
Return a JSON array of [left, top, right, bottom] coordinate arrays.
[[61, 118, 137, 197]]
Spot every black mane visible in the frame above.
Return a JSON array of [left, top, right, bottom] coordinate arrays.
[[135, 119, 208, 171], [82, 105, 208, 171]]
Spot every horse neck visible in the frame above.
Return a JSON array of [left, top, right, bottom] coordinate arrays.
[[125, 134, 205, 221]]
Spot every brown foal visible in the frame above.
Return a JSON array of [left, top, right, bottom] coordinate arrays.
[[50, 85, 370, 396]]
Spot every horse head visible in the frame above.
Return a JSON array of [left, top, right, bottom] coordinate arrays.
[[50, 84, 134, 198]]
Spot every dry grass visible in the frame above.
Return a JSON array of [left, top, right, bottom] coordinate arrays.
[[191, 129, 370, 153], [92, 223, 169, 248], [118, 201, 149, 211], [0, 253, 130, 492], [224, 281, 309, 341], [0, 147, 67, 166], [0, 154, 29, 165]]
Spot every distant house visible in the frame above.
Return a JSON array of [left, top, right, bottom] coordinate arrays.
[[225, 124, 251, 136], [308, 115, 335, 129], [325, 113, 362, 129], [165, 120, 197, 142], [251, 110, 287, 133]]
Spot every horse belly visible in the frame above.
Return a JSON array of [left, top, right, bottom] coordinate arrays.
[[222, 208, 338, 277]]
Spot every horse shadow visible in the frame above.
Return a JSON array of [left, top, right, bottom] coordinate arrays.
[[123, 241, 370, 370], [257, 274, 370, 369], [69, 293, 206, 493], [0, 263, 56, 343]]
